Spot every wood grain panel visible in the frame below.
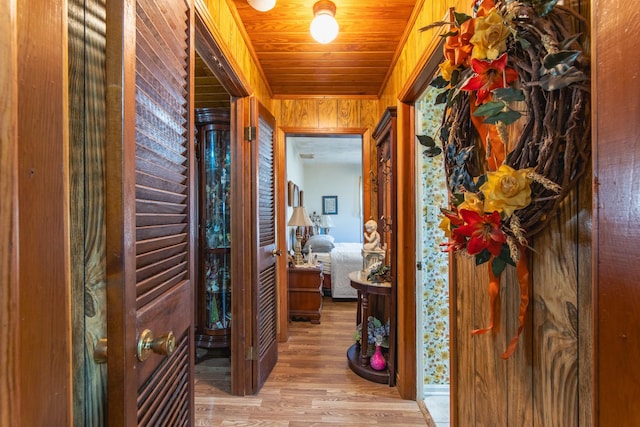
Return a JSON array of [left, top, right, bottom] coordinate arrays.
[[0, 0, 19, 424], [68, 4, 109, 424], [504, 264, 533, 427], [18, 0, 72, 425], [454, 255, 476, 425], [532, 194, 580, 427], [593, 0, 640, 424], [337, 99, 359, 128], [317, 99, 337, 129]]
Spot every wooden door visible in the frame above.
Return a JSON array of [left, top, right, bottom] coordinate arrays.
[[105, 0, 195, 425], [251, 101, 279, 392]]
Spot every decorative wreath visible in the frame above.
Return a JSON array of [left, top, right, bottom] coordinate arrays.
[[419, 0, 590, 358]]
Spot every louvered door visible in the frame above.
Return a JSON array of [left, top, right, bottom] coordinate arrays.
[[251, 102, 278, 392], [105, 0, 194, 425]]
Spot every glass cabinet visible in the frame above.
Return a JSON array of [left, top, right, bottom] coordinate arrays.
[[195, 108, 231, 351]]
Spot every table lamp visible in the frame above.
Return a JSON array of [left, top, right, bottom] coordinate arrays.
[[320, 214, 334, 234], [288, 206, 314, 265]]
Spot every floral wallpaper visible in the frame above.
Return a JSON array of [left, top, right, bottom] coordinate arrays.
[[416, 86, 450, 386]]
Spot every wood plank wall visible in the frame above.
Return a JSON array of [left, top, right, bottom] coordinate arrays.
[[17, 0, 73, 424], [1, 0, 19, 424]]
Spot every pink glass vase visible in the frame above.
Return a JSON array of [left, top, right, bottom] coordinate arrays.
[[370, 344, 386, 371]]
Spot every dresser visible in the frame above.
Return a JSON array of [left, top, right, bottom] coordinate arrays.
[[288, 264, 323, 324]]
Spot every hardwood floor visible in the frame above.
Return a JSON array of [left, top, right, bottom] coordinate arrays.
[[195, 297, 432, 426]]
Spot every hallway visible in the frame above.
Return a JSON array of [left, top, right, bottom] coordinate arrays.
[[194, 298, 432, 425]]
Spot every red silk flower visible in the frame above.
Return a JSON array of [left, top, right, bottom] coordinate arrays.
[[453, 209, 506, 256], [462, 53, 518, 105]]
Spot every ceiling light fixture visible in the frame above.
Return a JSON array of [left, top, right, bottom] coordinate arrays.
[[310, 0, 339, 44], [247, 0, 276, 12]]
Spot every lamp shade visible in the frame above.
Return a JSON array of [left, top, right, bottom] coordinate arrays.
[[247, 0, 276, 12], [288, 206, 314, 227], [320, 215, 334, 228], [310, 1, 338, 44]]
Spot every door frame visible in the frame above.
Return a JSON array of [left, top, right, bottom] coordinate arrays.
[[194, 4, 253, 396], [276, 127, 371, 342], [389, 43, 447, 401]]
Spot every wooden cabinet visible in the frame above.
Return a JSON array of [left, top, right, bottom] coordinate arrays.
[[372, 106, 397, 272], [195, 108, 232, 351], [347, 271, 396, 386], [288, 264, 323, 324]]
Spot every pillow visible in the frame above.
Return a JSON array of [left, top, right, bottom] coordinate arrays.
[[302, 234, 335, 253]]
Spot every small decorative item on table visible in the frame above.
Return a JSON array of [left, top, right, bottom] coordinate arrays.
[[370, 335, 387, 371]]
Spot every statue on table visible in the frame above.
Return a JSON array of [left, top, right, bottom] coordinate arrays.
[[362, 219, 386, 275], [363, 219, 381, 251]]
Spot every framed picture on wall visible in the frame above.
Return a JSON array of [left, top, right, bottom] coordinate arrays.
[[322, 195, 338, 215]]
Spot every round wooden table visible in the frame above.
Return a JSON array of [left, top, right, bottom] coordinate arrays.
[[346, 270, 395, 385]]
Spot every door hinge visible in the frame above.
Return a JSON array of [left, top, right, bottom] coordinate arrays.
[[416, 261, 423, 271], [244, 126, 256, 141], [246, 346, 257, 360]]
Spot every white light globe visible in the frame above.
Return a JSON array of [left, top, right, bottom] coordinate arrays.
[[310, 14, 339, 44], [247, 0, 276, 12]]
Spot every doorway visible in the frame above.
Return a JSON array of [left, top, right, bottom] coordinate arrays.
[[415, 84, 450, 424], [286, 134, 364, 244]]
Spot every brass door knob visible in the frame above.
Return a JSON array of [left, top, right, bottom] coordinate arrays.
[[272, 249, 282, 256], [137, 329, 176, 361]]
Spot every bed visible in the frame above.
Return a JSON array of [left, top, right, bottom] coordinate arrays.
[[303, 235, 362, 299]]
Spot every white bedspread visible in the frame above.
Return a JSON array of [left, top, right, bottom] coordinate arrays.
[[328, 242, 362, 298]]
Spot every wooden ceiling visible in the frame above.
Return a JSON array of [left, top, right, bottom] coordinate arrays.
[[229, 0, 419, 97]]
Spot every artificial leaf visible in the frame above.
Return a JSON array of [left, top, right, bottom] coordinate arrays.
[[492, 256, 507, 276], [418, 21, 454, 32], [450, 68, 461, 86], [417, 135, 435, 147], [435, 90, 450, 105], [532, 0, 558, 16], [430, 75, 449, 89], [424, 147, 443, 157], [560, 33, 583, 50], [543, 50, 580, 70], [451, 193, 465, 207], [474, 174, 488, 189], [484, 109, 521, 125], [517, 37, 531, 49], [454, 11, 472, 25], [473, 101, 505, 117], [440, 30, 459, 38], [440, 126, 449, 145], [456, 146, 474, 164], [499, 244, 516, 267], [539, 67, 586, 90], [476, 249, 492, 266], [493, 87, 525, 103]]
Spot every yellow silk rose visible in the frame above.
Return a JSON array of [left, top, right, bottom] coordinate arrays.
[[458, 192, 484, 215], [438, 216, 453, 238], [470, 10, 510, 60], [438, 59, 458, 82], [480, 165, 533, 216]]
